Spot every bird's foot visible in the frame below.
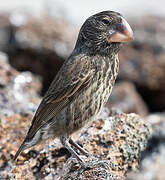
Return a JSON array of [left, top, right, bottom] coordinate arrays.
[[73, 156, 115, 172], [87, 159, 115, 170], [63, 156, 115, 179], [61, 136, 115, 175]]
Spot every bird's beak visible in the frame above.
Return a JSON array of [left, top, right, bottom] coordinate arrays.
[[109, 17, 133, 43]]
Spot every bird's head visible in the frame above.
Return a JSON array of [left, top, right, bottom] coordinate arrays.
[[75, 11, 133, 55]]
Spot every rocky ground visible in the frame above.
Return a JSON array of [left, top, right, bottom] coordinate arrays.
[[0, 13, 165, 179]]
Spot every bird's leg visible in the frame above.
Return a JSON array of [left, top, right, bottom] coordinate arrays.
[[69, 138, 89, 157], [60, 136, 87, 169], [68, 139, 115, 170]]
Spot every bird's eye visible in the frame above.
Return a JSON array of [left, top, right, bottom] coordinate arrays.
[[102, 18, 109, 25]]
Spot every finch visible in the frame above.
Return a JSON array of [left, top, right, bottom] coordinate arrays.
[[14, 11, 133, 168]]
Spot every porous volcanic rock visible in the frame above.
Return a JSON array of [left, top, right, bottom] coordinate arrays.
[[127, 113, 165, 180], [0, 107, 151, 179]]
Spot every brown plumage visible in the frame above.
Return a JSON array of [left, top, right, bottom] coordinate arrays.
[[13, 11, 133, 167]]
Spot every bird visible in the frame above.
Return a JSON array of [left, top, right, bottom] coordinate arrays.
[[13, 11, 133, 168]]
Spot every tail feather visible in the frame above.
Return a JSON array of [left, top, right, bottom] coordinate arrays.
[[13, 129, 41, 162], [13, 141, 27, 162]]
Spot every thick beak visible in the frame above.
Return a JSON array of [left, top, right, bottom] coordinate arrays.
[[109, 17, 133, 43]]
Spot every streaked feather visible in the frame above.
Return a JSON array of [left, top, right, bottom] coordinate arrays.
[[26, 57, 95, 139]]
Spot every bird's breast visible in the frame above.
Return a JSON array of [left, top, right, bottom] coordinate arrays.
[[67, 55, 119, 134], [93, 55, 119, 110]]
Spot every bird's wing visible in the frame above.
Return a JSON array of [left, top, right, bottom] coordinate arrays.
[[27, 56, 95, 139]]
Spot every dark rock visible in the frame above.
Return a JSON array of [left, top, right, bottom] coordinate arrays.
[[0, 14, 11, 52]]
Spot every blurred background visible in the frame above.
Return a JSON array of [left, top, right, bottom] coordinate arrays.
[[0, 0, 165, 179], [0, 0, 165, 115]]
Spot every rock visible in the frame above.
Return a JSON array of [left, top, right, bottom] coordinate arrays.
[[0, 14, 11, 52], [0, 52, 41, 179], [0, 52, 42, 178], [0, 107, 151, 179], [0, 52, 41, 116], [127, 113, 165, 180], [62, 110, 151, 179], [0, 13, 76, 95], [106, 82, 148, 116]]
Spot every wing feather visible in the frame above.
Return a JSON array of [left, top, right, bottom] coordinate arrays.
[[27, 57, 95, 139]]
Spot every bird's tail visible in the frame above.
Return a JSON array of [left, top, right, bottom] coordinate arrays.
[[13, 140, 28, 162]]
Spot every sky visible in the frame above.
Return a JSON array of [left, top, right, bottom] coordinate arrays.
[[0, 0, 164, 25]]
